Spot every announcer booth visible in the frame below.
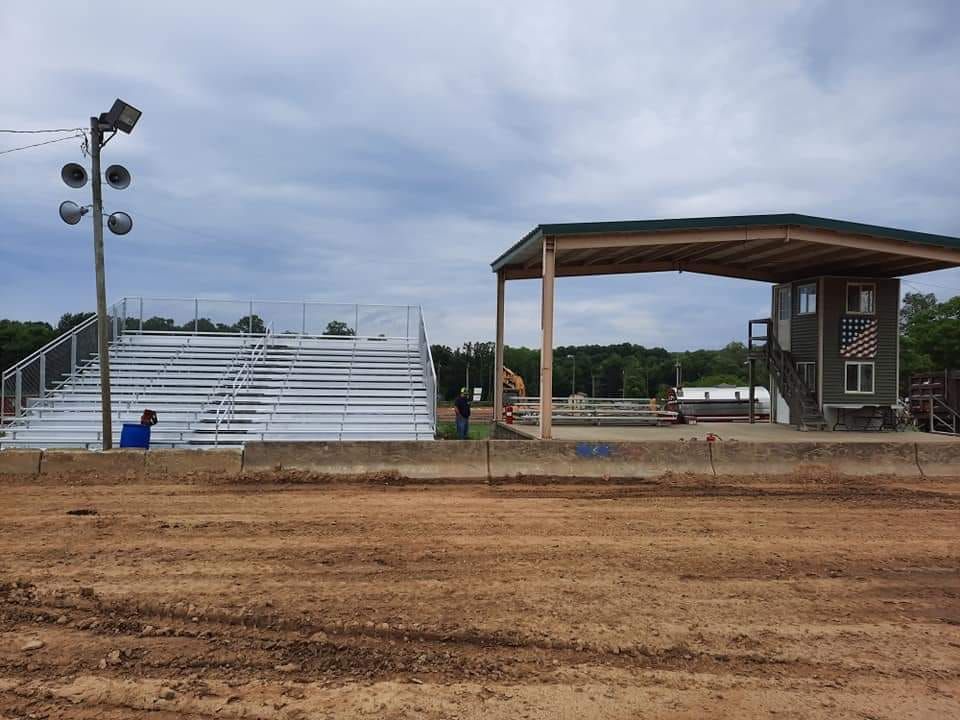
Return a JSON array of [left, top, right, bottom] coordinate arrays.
[[490, 214, 960, 439]]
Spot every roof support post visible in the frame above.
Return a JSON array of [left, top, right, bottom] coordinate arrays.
[[540, 238, 556, 440], [494, 270, 506, 424]]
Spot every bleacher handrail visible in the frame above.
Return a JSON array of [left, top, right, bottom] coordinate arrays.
[[213, 326, 272, 445]]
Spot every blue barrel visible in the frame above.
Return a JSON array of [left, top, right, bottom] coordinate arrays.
[[120, 423, 151, 449]]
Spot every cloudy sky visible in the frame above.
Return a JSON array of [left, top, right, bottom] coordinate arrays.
[[2, 1, 959, 349]]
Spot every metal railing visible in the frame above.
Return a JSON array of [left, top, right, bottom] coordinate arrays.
[[213, 327, 273, 445], [112, 297, 422, 340], [509, 397, 678, 426], [2, 314, 103, 426], [418, 305, 438, 432], [924, 395, 960, 436]]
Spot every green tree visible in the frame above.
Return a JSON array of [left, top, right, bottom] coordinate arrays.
[[56, 312, 95, 333], [324, 320, 355, 337]]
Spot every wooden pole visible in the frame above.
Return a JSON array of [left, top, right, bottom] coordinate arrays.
[[748, 357, 755, 424], [494, 271, 505, 423], [540, 238, 556, 439]]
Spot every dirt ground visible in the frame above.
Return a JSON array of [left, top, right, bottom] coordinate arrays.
[[1, 476, 958, 719]]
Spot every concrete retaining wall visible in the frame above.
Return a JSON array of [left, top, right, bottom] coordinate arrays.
[[1, 437, 957, 482], [710, 441, 922, 478], [40, 449, 146, 480], [0, 449, 42, 477], [488, 440, 713, 479], [145, 448, 243, 478], [916, 443, 960, 478], [243, 440, 489, 481]]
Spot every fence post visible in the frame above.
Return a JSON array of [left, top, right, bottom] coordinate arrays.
[[121, 298, 127, 337], [138, 297, 144, 332], [15, 369, 22, 416], [194, 299, 199, 334], [355, 305, 359, 337], [301, 302, 306, 335], [39, 354, 46, 398], [249, 301, 254, 334], [406, 306, 410, 339], [71, 335, 78, 375]]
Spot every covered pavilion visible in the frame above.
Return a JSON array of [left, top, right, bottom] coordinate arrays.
[[490, 213, 960, 439]]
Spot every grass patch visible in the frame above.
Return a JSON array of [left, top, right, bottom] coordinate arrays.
[[436, 421, 491, 440]]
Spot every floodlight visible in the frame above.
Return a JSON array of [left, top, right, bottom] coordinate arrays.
[[59, 200, 88, 225], [107, 211, 133, 235], [105, 164, 131, 190], [61, 163, 88, 188], [102, 98, 142, 134]]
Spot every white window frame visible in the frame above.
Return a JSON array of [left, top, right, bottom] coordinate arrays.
[[844, 361, 875, 394], [846, 282, 876, 315], [797, 283, 817, 315], [797, 361, 816, 388]]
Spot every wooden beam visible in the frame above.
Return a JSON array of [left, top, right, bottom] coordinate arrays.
[[787, 226, 960, 265], [494, 271, 505, 423], [540, 238, 556, 440], [505, 259, 776, 282], [554, 226, 787, 251]]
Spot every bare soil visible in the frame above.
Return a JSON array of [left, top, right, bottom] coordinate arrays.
[[1, 476, 958, 718]]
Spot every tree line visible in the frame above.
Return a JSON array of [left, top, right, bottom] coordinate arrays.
[[431, 340, 768, 401], [4, 293, 957, 399]]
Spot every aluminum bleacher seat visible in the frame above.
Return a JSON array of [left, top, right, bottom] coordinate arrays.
[[1, 299, 437, 449]]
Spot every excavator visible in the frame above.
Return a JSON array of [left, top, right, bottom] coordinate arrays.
[[502, 367, 527, 403]]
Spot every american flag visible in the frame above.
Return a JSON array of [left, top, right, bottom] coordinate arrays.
[[840, 316, 878, 358]]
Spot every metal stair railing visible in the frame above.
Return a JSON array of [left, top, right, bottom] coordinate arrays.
[[418, 306, 438, 435], [748, 318, 823, 430], [925, 395, 960, 435], [213, 327, 272, 445], [2, 314, 100, 427]]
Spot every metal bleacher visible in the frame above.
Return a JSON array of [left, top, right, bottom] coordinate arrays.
[[0, 298, 437, 448]]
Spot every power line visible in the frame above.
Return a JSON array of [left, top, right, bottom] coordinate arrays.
[[904, 278, 960, 294], [0, 133, 84, 157], [0, 128, 85, 134]]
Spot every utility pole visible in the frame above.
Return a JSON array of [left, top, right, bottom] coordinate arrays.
[[59, 99, 141, 450], [90, 117, 113, 449]]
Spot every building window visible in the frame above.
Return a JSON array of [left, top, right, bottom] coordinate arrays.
[[797, 283, 817, 314], [846, 282, 876, 314], [797, 361, 816, 390], [845, 361, 875, 394]]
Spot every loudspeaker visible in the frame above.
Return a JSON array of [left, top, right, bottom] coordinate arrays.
[[105, 164, 131, 190], [61, 163, 88, 189], [59, 200, 88, 225], [107, 211, 133, 235]]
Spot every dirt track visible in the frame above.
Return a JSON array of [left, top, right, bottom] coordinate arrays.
[[1, 477, 958, 718]]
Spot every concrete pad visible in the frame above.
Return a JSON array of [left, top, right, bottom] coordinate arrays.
[[916, 442, 960, 478], [243, 441, 489, 481], [146, 449, 243, 479], [0, 449, 42, 478], [40, 449, 146, 481], [488, 440, 713, 480], [710, 441, 921, 478]]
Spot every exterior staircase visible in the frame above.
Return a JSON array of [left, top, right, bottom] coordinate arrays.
[[749, 319, 826, 431]]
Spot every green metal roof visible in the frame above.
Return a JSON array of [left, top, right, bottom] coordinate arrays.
[[490, 213, 960, 272]]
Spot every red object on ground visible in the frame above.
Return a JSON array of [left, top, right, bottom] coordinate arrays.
[[504, 405, 514, 424]]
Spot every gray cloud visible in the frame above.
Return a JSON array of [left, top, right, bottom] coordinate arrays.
[[2, 0, 958, 349]]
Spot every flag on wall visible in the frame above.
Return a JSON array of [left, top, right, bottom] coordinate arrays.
[[840, 316, 878, 358]]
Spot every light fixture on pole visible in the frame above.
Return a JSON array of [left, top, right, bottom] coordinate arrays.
[[57, 98, 141, 449]]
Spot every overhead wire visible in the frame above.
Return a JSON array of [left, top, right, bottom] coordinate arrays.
[[0, 127, 85, 134], [0, 133, 86, 157]]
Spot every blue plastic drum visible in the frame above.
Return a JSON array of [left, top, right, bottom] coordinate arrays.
[[120, 423, 151, 449]]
